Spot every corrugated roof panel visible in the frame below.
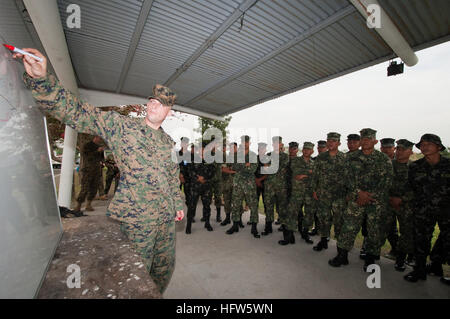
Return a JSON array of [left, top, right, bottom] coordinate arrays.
[[0, 1, 34, 49]]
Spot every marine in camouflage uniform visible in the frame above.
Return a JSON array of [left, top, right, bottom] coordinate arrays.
[[311, 133, 347, 252], [75, 136, 104, 211], [185, 143, 216, 234], [263, 136, 290, 233], [387, 139, 415, 272], [211, 143, 224, 223], [221, 142, 238, 226], [404, 134, 450, 283], [226, 136, 260, 238], [282, 142, 315, 245], [380, 137, 400, 258], [329, 128, 393, 271], [256, 143, 270, 231], [104, 153, 120, 195], [309, 140, 328, 236], [23, 61, 183, 294]]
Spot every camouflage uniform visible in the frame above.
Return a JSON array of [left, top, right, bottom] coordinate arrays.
[[77, 140, 103, 204], [287, 151, 315, 233], [104, 154, 120, 195], [211, 150, 223, 220], [311, 134, 347, 239], [24, 73, 183, 294], [337, 130, 393, 259], [406, 134, 450, 280], [222, 149, 239, 223], [264, 137, 289, 225]]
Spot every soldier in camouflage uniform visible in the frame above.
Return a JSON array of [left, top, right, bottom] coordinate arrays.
[[264, 136, 290, 234], [221, 142, 238, 226], [104, 153, 120, 196], [282, 142, 315, 245], [75, 136, 105, 211], [309, 140, 328, 236], [380, 137, 399, 258], [226, 136, 260, 238], [255, 143, 268, 228], [18, 49, 184, 294], [311, 133, 347, 252], [185, 142, 216, 234], [211, 142, 224, 223], [329, 128, 393, 271], [387, 139, 415, 272], [404, 134, 450, 283]]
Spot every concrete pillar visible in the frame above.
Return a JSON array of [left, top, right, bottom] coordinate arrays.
[[23, 0, 79, 207]]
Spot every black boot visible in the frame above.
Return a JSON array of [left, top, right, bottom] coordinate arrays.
[[204, 217, 213, 231], [226, 221, 239, 235], [364, 254, 376, 272], [278, 224, 286, 232], [394, 252, 407, 272], [261, 221, 272, 236], [328, 247, 349, 267], [404, 259, 427, 282], [220, 213, 231, 226], [278, 229, 294, 245], [216, 207, 222, 223], [301, 229, 313, 244], [238, 216, 245, 228], [313, 237, 328, 251], [426, 261, 443, 277], [185, 218, 192, 234], [251, 223, 260, 238]]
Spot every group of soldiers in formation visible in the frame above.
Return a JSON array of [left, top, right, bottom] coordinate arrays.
[[177, 129, 449, 285]]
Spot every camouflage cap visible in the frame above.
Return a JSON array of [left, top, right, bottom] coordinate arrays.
[[288, 141, 299, 148], [241, 135, 251, 143], [272, 136, 282, 143], [347, 134, 360, 141], [380, 138, 395, 147], [327, 132, 341, 141], [396, 139, 414, 149], [303, 142, 314, 150], [415, 133, 445, 151], [360, 128, 377, 139], [258, 142, 267, 148], [147, 84, 177, 107], [317, 140, 327, 147]]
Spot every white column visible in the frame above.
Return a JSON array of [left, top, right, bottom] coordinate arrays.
[[23, 0, 79, 207]]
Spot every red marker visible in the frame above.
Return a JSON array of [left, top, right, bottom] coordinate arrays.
[[3, 44, 43, 62]]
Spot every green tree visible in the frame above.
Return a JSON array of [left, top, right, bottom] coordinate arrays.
[[194, 116, 232, 144]]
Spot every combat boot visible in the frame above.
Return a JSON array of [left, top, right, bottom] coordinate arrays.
[[301, 229, 313, 244], [238, 216, 245, 228], [328, 247, 349, 267], [363, 254, 376, 272], [220, 213, 231, 226], [394, 252, 407, 272], [261, 221, 272, 236], [404, 258, 427, 282], [313, 237, 328, 251], [251, 223, 260, 238], [204, 217, 213, 232], [226, 221, 239, 235], [185, 218, 192, 234], [426, 261, 443, 277], [216, 207, 222, 223], [85, 201, 95, 211], [278, 229, 294, 245]]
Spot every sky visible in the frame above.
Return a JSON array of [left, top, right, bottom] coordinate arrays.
[[162, 40, 450, 153]]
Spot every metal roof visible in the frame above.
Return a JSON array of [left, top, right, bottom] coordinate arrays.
[[7, 0, 450, 117]]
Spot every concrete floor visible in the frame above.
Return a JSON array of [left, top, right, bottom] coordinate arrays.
[[62, 199, 448, 299], [164, 203, 449, 299]]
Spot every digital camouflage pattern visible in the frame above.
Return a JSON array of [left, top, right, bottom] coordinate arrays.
[[337, 149, 393, 256], [286, 156, 315, 232], [263, 151, 289, 223], [231, 149, 258, 223], [147, 84, 177, 107], [24, 72, 183, 293], [77, 140, 102, 203], [104, 153, 120, 195], [311, 151, 347, 238], [222, 152, 237, 215], [211, 150, 224, 210], [408, 156, 450, 264]]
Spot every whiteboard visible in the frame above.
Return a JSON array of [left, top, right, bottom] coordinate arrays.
[[0, 43, 63, 298]]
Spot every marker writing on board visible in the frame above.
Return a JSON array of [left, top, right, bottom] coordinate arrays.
[[3, 44, 43, 62]]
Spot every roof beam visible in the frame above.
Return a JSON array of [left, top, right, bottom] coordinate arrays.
[[183, 5, 356, 107], [163, 0, 259, 87], [115, 0, 154, 93]]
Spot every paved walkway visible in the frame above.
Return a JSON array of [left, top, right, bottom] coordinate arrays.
[[55, 199, 448, 299]]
